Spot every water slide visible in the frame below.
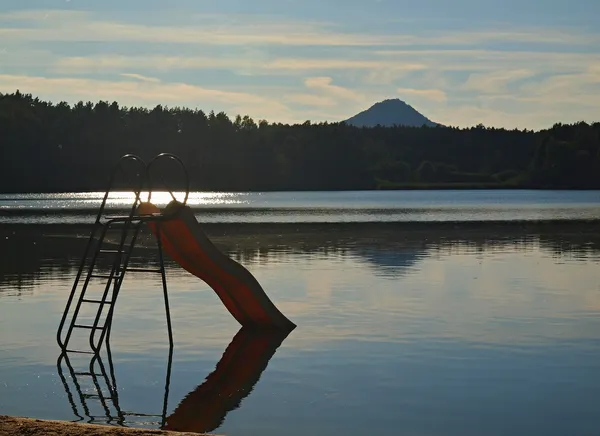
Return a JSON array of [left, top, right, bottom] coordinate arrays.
[[137, 200, 296, 330]]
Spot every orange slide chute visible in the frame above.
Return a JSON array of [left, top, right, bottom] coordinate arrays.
[[138, 201, 296, 330]]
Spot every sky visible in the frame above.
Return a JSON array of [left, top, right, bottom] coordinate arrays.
[[0, 0, 599, 129]]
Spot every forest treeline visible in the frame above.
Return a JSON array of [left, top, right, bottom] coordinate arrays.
[[1, 91, 600, 193]]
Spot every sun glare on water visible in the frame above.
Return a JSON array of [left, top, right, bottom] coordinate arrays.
[[100, 191, 249, 207]]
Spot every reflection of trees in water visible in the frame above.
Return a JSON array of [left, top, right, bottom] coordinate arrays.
[[418, 222, 600, 259], [216, 222, 600, 277], [0, 225, 165, 295], [1, 222, 599, 296], [215, 224, 431, 278], [0, 231, 41, 296]]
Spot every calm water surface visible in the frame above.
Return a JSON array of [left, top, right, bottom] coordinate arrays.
[[1, 191, 600, 435]]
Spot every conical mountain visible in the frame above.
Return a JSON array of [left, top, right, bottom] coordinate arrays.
[[344, 99, 439, 127]]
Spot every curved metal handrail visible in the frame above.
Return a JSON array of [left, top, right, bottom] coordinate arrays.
[[96, 154, 147, 224], [145, 153, 190, 206]]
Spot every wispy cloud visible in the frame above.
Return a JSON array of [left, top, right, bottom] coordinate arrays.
[[53, 55, 429, 78], [51, 50, 599, 77], [268, 58, 425, 71], [375, 49, 600, 73], [396, 88, 447, 102], [284, 93, 338, 107], [462, 69, 536, 94], [304, 77, 363, 101], [0, 74, 292, 120], [119, 73, 160, 83], [0, 10, 397, 47], [519, 72, 600, 106], [1, 9, 599, 48], [283, 77, 381, 109]]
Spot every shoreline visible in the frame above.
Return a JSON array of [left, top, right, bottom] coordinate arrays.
[[0, 416, 211, 436]]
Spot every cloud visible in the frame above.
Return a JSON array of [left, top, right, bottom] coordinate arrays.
[[1, 9, 599, 48], [0, 10, 398, 47], [462, 69, 536, 94], [55, 55, 262, 73], [363, 68, 413, 85], [396, 87, 447, 102], [304, 77, 363, 101], [119, 73, 160, 83], [0, 74, 292, 120], [46, 49, 600, 83], [268, 58, 425, 71], [375, 49, 600, 74], [53, 55, 430, 79], [285, 93, 337, 107], [518, 72, 600, 107], [428, 91, 599, 130]]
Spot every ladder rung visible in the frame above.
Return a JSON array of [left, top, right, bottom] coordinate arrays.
[[105, 214, 159, 220], [125, 267, 162, 273], [98, 249, 128, 254], [82, 299, 113, 305], [74, 372, 93, 376], [65, 349, 95, 355], [104, 214, 137, 220], [89, 274, 121, 279], [74, 324, 104, 330]]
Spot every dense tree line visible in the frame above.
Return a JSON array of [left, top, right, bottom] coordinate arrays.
[[1, 91, 599, 193]]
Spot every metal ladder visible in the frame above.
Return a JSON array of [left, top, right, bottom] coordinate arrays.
[[56, 154, 173, 355]]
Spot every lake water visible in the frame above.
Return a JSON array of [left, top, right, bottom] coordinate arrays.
[[1, 190, 600, 436], [1, 189, 600, 224]]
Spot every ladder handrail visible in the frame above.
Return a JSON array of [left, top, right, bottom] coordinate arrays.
[[57, 154, 147, 349], [146, 153, 190, 206], [96, 154, 147, 224]]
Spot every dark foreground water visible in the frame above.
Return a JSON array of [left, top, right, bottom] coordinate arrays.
[[1, 191, 600, 435]]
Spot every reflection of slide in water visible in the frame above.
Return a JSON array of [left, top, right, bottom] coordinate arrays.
[[163, 327, 291, 433], [56, 328, 291, 432], [138, 200, 296, 330]]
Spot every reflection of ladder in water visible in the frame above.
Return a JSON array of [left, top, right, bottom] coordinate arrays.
[[57, 341, 173, 427], [56, 154, 174, 355], [57, 344, 124, 425]]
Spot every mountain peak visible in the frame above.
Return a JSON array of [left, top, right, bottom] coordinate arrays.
[[344, 99, 439, 128]]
